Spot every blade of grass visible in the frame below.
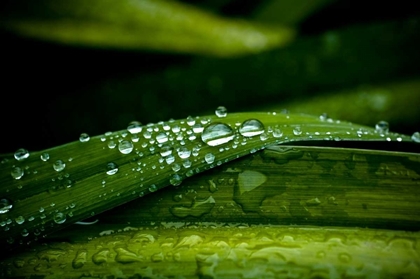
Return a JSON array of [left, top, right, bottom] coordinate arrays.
[[0, 112, 415, 251]]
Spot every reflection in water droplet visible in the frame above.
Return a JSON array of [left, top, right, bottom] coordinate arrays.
[[54, 212, 66, 224], [201, 123, 235, 146], [106, 162, 119, 175], [40, 152, 50, 161], [11, 167, 24, 179], [79, 133, 90, 142], [375, 121, 389, 134], [0, 198, 13, 214], [239, 119, 265, 137], [412, 132, 420, 143], [205, 153, 215, 164], [215, 106, 227, 118], [177, 147, 191, 159], [127, 121, 142, 134], [53, 160, 66, 172], [118, 140, 134, 154], [14, 148, 30, 161]]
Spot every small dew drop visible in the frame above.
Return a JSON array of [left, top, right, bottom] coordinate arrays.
[[40, 152, 50, 161], [108, 141, 116, 149], [127, 121, 142, 134], [21, 229, 29, 237], [375, 121, 389, 134], [156, 132, 169, 144], [293, 126, 302, 136], [118, 140, 134, 154], [412, 132, 420, 143], [177, 147, 191, 159], [215, 106, 227, 118], [204, 153, 215, 164], [79, 133, 90, 143], [106, 162, 119, 175], [53, 212, 66, 224], [11, 167, 24, 179], [14, 148, 30, 161], [0, 198, 13, 214], [15, 216, 25, 225], [149, 184, 158, 192], [260, 133, 268, 141], [170, 174, 183, 186], [53, 160, 66, 172], [239, 119, 265, 137], [201, 123, 235, 146], [273, 128, 283, 138]]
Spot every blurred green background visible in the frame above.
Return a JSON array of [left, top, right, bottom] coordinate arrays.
[[1, 0, 419, 154]]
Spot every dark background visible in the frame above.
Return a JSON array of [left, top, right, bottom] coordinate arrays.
[[1, 0, 420, 154]]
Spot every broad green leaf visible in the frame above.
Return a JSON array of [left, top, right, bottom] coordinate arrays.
[[0, 112, 416, 251], [0, 0, 295, 56]]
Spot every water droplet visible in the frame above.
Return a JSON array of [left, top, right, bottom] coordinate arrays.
[[204, 153, 215, 164], [108, 141, 116, 149], [273, 128, 283, 138], [149, 184, 157, 192], [79, 133, 90, 142], [53, 160, 66, 172], [201, 123, 235, 146], [165, 154, 175, 165], [186, 116, 195, 126], [15, 216, 25, 225], [53, 212, 66, 224], [170, 174, 183, 186], [127, 121, 142, 134], [319, 113, 329, 121], [172, 163, 181, 172], [11, 167, 24, 179], [192, 124, 204, 133], [239, 119, 265, 137], [14, 148, 30, 161], [118, 140, 134, 154], [177, 147, 191, 159], [293, 126, 302, 136], [260, 133, 268, 141], [412, 132, 420, 143], [106, 162, 119, 175], [215, 106, 227, 118], [0, 198, 13, 214], [375, 121, 389, 134], [40, 152, 50, 161], [21, 229, 29, 237], [156, 132, 169, 144]]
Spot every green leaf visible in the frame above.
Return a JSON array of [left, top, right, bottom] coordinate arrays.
[[0, 0, 295, 56]]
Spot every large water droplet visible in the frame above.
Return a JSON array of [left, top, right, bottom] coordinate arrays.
[[53, 160, 66, 172], [11, 167, 24, 179], [215, 106, 227, 118], [14, 148, 29, 161], [118, 140, 134, 154], [156, 132, 169, 144], [106, 162, 119, 175], [40, 152, 50, 161], [201, 123, 235, 146], [127, 121, 142, 134], [79, 133, 90, 143], [204, 153, 215, 164], [239, 119, 265, 137], [0, 198, 13, 214], [53, 212, 66, 224], [375, 121, 389, 134], [411, 132, 420, 143]]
